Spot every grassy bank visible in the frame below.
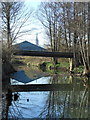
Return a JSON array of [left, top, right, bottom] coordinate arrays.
[[12, 56, 84, 74], [12, 56, 51, 66]]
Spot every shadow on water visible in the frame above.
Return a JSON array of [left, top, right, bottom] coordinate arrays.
[[2, 66, 90, 119]]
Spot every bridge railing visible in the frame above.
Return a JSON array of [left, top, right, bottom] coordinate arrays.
[[14, 50, 73, 58]]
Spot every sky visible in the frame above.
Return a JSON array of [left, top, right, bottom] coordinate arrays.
[[2, 0, 88, 47], [16, 0, 48, 47]]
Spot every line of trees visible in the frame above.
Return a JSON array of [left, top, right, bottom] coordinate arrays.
[[37, 2, 90, 75], [1, 1, 90, 75]]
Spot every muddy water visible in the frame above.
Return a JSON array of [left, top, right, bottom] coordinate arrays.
[[2, 66, 90, 119]]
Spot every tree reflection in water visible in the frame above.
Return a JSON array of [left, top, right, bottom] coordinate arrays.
[[39, 74, 89, 119], [2, 91, 23, 119], [3, 73, 90, 119]]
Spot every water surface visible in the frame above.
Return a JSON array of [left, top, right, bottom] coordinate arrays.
[[3, 65, 90, 119]]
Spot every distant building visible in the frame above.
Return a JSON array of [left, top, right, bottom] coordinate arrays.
[[36, 33, 39, 46], [14, 41, 46, 51]]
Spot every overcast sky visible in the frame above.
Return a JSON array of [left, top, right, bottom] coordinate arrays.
[[12, 0, 88, 47], [16, 0, 48, 47]]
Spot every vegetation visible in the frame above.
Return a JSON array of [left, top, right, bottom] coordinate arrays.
[[2, 2, 33, 62], [37, 2, 90, 76], [1, 1, 34, 86], [39, 61, 84, 74], [1, 1, 90, 120], [12, 56, 87, 75], [74, 66, 84, 74], [1, 1, 90, 77]]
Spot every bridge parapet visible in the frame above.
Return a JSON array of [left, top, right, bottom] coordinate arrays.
[[14, 50, 73, 58]]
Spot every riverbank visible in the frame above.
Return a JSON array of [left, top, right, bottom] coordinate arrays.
[[12, 56, 85, 75], [12, 56, 90, 78], [2, 61, 16, 89]]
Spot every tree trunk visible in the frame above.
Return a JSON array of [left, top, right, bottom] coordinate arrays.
[[83, 2, 90, 76], [69, 58, 74, 73], [83, 63, 90, 76], [6, 4, 12, 61], [87, 2, 90, 67], [53, 57, 58, 65]]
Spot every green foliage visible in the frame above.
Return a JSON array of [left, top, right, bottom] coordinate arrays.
[[56, 62, 69, 68], [74, 66, 84, 73], [39, 61, 69, 72], [45, 61, 69, 69], [45, 62, 53, 69]]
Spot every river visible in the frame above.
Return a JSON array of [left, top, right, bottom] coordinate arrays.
[[2, 65, 90, 119]]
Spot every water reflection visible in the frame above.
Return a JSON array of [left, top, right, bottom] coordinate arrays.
[[39, 76, 89, 119], [11, 70, 50, 84], [7, 74, 90, 119], [39, 87, 88, 119]]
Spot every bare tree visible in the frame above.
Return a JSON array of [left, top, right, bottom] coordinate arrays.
[[1, 1, 33, 61], [37, 2, 90, 74], [63, 2, 90, 75], [76, 2, 90, 75], [37, 2, 63, 64]]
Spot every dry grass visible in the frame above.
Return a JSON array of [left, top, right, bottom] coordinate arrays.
[[13, 56, 52, 66]]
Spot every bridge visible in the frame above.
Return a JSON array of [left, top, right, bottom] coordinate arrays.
[[14, 50, 73, 58], [8, 84, 85, 92], [11, 50, 75, 93]]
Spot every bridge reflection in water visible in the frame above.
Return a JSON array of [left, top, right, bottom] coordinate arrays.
[[6, 74, 90, 119]]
